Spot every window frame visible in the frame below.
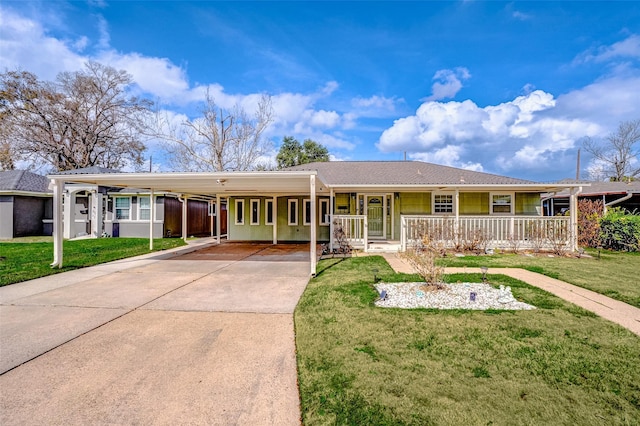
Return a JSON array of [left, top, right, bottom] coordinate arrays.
[[432, 192, 455, 215], [250, 199, 260, 225], [265, 199, 274, 225], [114, 196, 131, 220], [235, 199, 245, 225], [138, 195, 152, 221], [319, 199, 330, 226], [490, 192, 514, 215], [288, 199, 298, 226], [303, 199, 312, 226]]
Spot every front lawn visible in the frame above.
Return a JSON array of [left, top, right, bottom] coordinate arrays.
[[0, 238, 186, 286], [295, 256, 640, 425], [439, 249, 640, 308]]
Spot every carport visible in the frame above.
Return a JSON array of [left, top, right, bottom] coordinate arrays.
[[48, 170, 321, 275]]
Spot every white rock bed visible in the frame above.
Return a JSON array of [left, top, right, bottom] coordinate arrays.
[[374, 282, 536, 311]]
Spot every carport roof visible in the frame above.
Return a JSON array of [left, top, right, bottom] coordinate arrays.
[[47, 170, 321, 196]]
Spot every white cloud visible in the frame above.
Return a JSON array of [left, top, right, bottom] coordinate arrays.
[[575, 34, 640, 64], [351, 95, 402, 118], [423, 67, 471, 101], [377, 86, 615, 178]]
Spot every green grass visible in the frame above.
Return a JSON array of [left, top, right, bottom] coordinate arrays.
[[438, 249, 640, 308], [0, 238, 186, 286], [295, 256, 640, 425]]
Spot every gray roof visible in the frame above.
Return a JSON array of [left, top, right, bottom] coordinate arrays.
[[551, 180, 640, 197], [286, 161, 534, 186], [56, 166, 121, 175], [0, 170, 51, 193]]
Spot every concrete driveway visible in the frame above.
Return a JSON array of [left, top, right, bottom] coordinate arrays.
[[0, 241, 310, 425]]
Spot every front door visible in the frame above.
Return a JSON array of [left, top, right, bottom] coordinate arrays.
[[366, 196, 384, 238]]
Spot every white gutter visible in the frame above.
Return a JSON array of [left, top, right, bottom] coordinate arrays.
[[604, 191, 635, 214]]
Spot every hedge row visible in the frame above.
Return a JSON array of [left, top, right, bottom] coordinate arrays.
[[599, 208, 640, 252]]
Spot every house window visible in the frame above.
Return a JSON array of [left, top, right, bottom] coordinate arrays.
[[491, 193, 513, 214], [303, 199, 312, 225], [319, 199, 330, 225], [115, 197, 130, 220], [288, 199, 298, 226], [235, 199, 245, 225], [250, 199, 260, 225], [433, 194, 454, 214], [139, 196, 151, 220], [265, 199, 274, 225]]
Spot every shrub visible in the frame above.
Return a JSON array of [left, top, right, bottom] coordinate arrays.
[[577, 199, 603, 248], [599, 207, 640, 252]]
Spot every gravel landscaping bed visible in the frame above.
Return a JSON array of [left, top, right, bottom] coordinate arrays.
[[374, 282, 536, 310]]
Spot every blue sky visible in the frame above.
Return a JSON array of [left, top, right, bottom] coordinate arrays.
[[1, 1, 639, 181]]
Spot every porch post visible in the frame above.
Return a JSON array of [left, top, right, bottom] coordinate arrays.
[[454, 188, 460, 241], [63, 190, 73, 239], [569, 186, 581, 251], [181, 195, 188, 242], [50, 179, 64, 268], [329, 188, 334, 252], [272, 195, 277, 244], [310, 175, 317, 276], [149, 189, 154, 250], [90, 190, 102, 237], [216, 194, 221, 244]]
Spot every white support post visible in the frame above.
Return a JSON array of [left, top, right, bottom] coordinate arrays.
[[90, 190, 102, 237], [149, 189, 155, 250], [51, 179, 64, 268], [569, 187, 581, 252], [216, 194, 221, 244], [272, 195, 277, 244], [180, 195, 188, 242], [329, 188, 334, 252], [310, 175, 317, 276], [63, 190, 73, 239], [454, 188, 460, 242]]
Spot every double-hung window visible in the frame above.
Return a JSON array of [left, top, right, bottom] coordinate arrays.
[[433, 194, 454, 214], [115, 197, 131, 220], [139, 196, 151, 220], [490, 193, 513, 214]]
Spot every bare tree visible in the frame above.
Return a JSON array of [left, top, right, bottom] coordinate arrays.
[[584, 119, 640, 181], [0, 62, 151, 171], [153, 91, 273, 171]]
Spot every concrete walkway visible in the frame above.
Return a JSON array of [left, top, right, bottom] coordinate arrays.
[[382, 253, 640, 337], [1, 240, 309, 425]]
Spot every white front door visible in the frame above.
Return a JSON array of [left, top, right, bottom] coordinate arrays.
[[366, 195, 384, 238]]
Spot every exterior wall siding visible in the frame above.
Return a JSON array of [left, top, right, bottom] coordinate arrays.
[[516, 192, 542, 215], [459, 192, 489, 214], [13, 196, 47, 237], [228, 196, 330, 242], [0, 196, 15, 239]]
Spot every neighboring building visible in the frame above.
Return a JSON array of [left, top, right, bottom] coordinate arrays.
[[56, 166, 227, 239], [0, 170, 52, 239], [543, 180, 640, 216]]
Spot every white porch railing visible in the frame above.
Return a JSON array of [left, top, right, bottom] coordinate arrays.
[[400, 215, 571, 252], [330, 215, 368, 251]]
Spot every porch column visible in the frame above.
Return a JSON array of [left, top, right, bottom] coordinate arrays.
[[329, 188, 334, 251], [50, 179, 64, 268], [90, 190, 102, 237], [310, 175, 317, 276], [454, 188, 460, 238], [216, 194, 221, 244], [180, 195, 188, 242], [569, 186, 581, 251], [149, 189, 154, 250], [63, 190, 73, 239], [272, 196, 277, 244]]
